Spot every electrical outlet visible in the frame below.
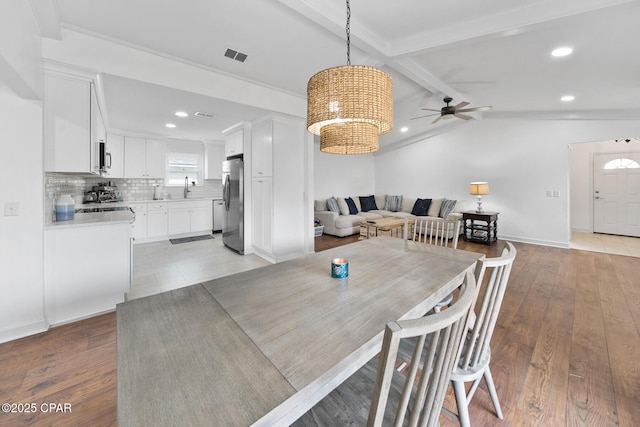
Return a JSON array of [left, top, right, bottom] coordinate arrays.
[[4, 202, 19, 216]]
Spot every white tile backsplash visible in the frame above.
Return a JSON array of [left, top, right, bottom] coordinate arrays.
[[45, 174, 223, 224]]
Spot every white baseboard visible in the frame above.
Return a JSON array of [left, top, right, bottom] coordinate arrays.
[[498, 234, 570, 249], [0, 320, 49, 344]]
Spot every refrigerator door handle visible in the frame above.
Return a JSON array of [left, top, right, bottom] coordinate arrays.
[[223, 175, 231, 211]]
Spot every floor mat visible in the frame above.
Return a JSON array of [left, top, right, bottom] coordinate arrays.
[[169, 235, 214, 244]]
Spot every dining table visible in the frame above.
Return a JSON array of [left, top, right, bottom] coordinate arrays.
[[117, 236, 482, 426]]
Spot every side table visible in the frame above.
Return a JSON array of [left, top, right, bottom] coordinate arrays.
[[462, 211, 499, 245]]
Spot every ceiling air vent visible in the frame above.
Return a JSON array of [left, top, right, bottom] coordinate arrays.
[[224, 48, 248, 63], [194, 112, 214, 118]]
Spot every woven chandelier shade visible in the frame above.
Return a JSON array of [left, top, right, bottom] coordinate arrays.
[[307, 64, 393, 154]]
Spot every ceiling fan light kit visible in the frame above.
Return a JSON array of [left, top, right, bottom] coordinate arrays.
[[306, 0, 393, 154]]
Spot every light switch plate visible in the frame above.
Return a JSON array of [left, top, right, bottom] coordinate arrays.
[[4, 202, 19, 216]]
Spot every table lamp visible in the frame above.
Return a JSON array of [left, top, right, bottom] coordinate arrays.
[[469, 182, 489, 213]]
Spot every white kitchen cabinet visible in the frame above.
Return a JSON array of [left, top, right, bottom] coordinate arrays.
[[213, 199, 224, 232], [129, 203, 148, 240], [205, 143, 224, 180], [44, 222, 131, 325], [147, 202, 168, 238], [124, 137, 166, 178], [251, 120, 273, 178], [223, 123, 249, 158], [103, 133, 125, 178], [167, 200, 212, 236], [44, 73, 102, 174], [252, 177, 273, 253], [250, 116, 306, 262]]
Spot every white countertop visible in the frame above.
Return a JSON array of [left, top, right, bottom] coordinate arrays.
[[45, 210, 135, 230]]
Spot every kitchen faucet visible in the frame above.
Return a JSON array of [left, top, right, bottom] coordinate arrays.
[[184, 176, 190, 199]]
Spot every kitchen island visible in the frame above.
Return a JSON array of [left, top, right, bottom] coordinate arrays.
[[44, 209, 134, 325]]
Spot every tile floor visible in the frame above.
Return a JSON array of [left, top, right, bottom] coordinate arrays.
[[128, 232, 270, 300], [570, 231, 640, 258]]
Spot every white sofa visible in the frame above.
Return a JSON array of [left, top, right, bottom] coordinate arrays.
[[314, 194, 466, 237]]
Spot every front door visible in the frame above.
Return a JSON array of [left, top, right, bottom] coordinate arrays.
[[593, 152, 640, 237]]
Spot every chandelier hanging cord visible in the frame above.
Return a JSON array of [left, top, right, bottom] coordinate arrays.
[[346, 0, 351, 65]]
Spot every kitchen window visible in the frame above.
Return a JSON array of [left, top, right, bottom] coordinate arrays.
[[166, 152, 203, 186], [165, 140, 206, 186]]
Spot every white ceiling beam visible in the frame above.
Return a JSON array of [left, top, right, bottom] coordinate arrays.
[[29, 0, 62, 40]]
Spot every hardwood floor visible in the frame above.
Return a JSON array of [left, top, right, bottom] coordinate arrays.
[[1, 236, 639, 426]]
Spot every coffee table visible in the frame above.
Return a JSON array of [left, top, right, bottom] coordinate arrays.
[[359, 217, 411, 240]]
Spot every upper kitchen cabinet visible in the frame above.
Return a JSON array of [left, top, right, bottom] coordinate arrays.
[[124, 137, 166, 179], [204, 142, 224, 180], [223, 122, 250, 159], [103, 133, 125, 178], [44, 73, 104, 174]]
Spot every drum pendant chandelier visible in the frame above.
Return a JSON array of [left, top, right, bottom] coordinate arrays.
[[307, 0, 393, 154]]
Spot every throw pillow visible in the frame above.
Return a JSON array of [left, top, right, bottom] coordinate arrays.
[[326, 197, 340, 213], [384, 195, 403, 212], [439, 199, 457, 218], [359, 195, 378, 212], [337, 197, 350, 216], [314, 199, 327, 212], [411, 198, 432, 216], [345, 197, 359, 215], [427, 198, 443, 217]]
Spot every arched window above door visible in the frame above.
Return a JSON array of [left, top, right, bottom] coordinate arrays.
[[603, 158, 640, 169]]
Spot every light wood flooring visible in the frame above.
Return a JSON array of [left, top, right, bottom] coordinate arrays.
[[1, 234, 639, 426]]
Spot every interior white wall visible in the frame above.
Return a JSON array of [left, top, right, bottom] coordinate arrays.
[[0, 1, 43, 99], [375, 118, 640, 247], [569, 139, 640, 232], [0, 5, 46, 342], [313, 141, 375, 200]]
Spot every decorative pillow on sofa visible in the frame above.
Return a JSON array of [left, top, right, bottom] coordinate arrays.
[[384, 195, 403, 212], [359, 195, 378, 212], [439, 199, 457, 218], [411, 198, 432, 216], [326, 197, 340, 213], [427, 198, 443, 217], [345, 197, 359, 214], [314, 199, 327, 212], [337, 197, 350, 216]]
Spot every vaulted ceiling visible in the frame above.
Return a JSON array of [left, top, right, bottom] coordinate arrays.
[[47, 0, 640, 147]]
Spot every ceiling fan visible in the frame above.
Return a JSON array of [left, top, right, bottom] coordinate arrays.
[[411, 97, 492, 124]]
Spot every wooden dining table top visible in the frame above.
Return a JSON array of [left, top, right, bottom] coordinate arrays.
[[117, 236, 482, 426]]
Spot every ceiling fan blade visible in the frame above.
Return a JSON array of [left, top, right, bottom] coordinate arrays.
[[419, 108, 441, 112], [410, 113, 439, 120], [431, 115, 443, 124], [458, 106, 492, 113], [453, 101, 469, 110], [454, 112, 473, 120]]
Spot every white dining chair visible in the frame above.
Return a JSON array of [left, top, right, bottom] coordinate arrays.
[[409, 217, 461, 312], [293, 270, 477, 427], [445, 241, 517, 427]]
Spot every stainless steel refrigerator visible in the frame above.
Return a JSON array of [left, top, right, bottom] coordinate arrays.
[[222, 156, 244, 254]]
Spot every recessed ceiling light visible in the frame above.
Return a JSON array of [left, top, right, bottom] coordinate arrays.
[[560, 95, 575, 102], [551, 47, 573, 57], [400, 127, 408, 133], [175, 111, 188, 118], [165, 123, 176, 128]]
